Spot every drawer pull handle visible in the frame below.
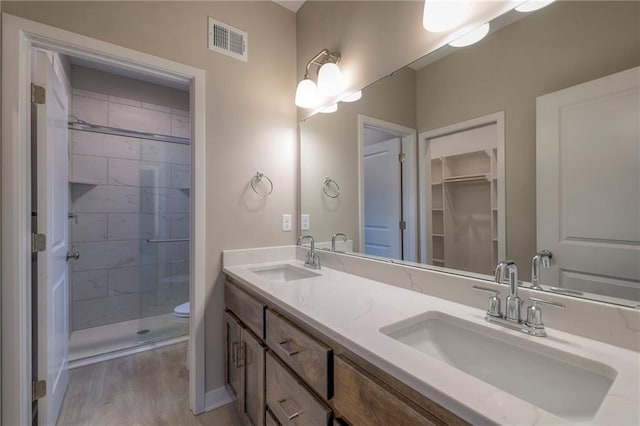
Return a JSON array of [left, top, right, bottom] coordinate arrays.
[[277, 339, 300, 357], [231, 342, 238, 367], [277, 398, 300, 420]]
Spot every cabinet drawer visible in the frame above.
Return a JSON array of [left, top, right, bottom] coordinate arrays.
[[225, 281, 266, 339], [266, 408, 280, 426], [266, 352, 331, 426], [266, 309, 332, 399], [333, 356, 440, 426]]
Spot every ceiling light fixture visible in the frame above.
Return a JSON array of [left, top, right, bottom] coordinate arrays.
[[295, 49, 344, 108], [423, 0, 470, 33], [515, 0, 555, 13], [342, 90, 362, 103], [449, 22, 490, 47], [321, 104, 338, 113]]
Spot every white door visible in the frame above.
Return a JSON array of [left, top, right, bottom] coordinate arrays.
[[363, 138, 402, 258], [537, 66, 640, 302], [33, 51, 70, 425]]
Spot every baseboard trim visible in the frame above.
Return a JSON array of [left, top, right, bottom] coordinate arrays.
[[205, 386, 233, 412], [68, 335, 188, 369]]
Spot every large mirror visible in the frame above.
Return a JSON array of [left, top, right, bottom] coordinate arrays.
[[300, 1, 640, 307]]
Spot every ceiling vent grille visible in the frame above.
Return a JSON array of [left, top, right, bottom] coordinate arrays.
[[208, 17, 248, 62]]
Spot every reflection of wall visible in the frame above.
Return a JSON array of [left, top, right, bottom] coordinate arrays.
[[2, 0, 296, 393], [300, 67, 416, 248], [69, 88, 190, 330], [416, 1, 640, 279]]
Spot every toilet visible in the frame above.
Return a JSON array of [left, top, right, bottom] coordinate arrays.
[[174, 301, 190, 370]]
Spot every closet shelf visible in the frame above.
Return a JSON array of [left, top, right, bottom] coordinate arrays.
[[442, 173, 490, 184]]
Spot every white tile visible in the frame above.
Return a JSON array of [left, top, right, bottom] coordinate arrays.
[[72, 88, 108, 100], [71, 130, 140, 160], [72, 95, 108, 125], [141, 140, 190, 164], [71, 213, 108, 242], [139, 188, 189, 214], [108, 264, 172, 295], [170, 164, 190, 189], [140, 240, 189, 266], [171, 115, 191, 139], [142, 102, 171, 113], [170, 214, 190, 239], [108, 95, 141, 107], [72, 240, 140, 272], [167, 189, 190, 214], [140, 287, 189, 318], [108, 213, 170, 240], [171, 108, 190, 117], [109, 158, 173, 188], [72, 270, 109, 300], [72, 293, 140, 330], [108, 103, 171, 135], [70, 154, 108, 184], [71, 185, 140, 213]]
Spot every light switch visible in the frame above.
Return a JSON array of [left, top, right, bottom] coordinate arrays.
[[301, 214, 310, 231], [282, 214, 292, 232]]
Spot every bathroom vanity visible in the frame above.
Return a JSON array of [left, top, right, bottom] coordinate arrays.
[[223, 246, 640, 426]]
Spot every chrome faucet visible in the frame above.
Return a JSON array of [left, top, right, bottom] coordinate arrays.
[[297, 235, 321, 269], [331, 233, 347, 252], [473, 259, 565, 337], [495, 260, 521, 322], [531, 250, 552, 290]]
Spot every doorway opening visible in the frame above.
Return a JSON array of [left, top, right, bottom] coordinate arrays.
[[3, 15, 207, 425]]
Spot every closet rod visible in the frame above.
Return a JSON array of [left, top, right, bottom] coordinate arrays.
[[442, 174, 490, 184], [68, 120, 190, 145]]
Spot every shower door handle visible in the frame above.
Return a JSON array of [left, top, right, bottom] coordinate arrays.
[[66, 250, 80, 261]]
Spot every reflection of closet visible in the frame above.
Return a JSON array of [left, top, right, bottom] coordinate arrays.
[[426, 122, 500, 275]]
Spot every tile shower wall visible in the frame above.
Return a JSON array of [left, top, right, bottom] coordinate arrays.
[[69, 88, 191, 330]]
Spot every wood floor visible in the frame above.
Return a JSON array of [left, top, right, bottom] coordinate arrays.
[[56, 342, 241, 426]]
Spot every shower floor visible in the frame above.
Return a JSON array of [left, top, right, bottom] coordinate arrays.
[[68, 313, 187, 367]]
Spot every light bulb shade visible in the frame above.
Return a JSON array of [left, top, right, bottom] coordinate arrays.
[[317, 62, 344, 95], [342, 90, 362, 102], [295, 78, 318, 108], [320, 104, 338, 113], [423, 0, 470, 33], [515, 0, 555, 13], [449, 22, 490, 47]]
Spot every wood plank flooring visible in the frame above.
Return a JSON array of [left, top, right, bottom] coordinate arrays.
[[56, 342, 241, 426]]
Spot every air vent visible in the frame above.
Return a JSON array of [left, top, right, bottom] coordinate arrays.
[[208, 17, 248, 62]]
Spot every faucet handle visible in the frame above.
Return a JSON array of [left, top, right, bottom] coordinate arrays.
[[473, 286, 502, 318], [526, 296, 565, 330]]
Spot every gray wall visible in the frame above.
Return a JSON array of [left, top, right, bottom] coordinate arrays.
[[416, 0, 640, 278], [2, 1, 297, 392]]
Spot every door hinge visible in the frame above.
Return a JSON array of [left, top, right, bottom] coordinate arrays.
[[399, 220, 407, 230], [398, 153, 406, 163], [32, 233, 46, 253], [31, 84, 46, 104], [32, 380, 46, 401]]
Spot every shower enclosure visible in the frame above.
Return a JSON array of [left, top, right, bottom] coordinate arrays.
[[67, 88, 191, 363]]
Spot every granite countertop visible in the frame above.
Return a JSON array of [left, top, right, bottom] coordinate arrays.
[[222, 247, 640, 426]]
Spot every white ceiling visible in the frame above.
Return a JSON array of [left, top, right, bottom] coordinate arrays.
[[273, 1, 306, 13]]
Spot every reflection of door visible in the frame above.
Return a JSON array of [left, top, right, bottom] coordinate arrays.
[[33, 51, 70, 425], [537, 67, 640, 301], [363, 138, 402, 258]]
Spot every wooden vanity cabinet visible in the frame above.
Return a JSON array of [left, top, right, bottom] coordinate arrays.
[[224, 278, 466, 426]]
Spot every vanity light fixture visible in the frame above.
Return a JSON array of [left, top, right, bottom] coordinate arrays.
[[515, 0, 555, 13], [341, 90, 362, 103], [423, 0, 470, 33], [320, 104, 338, 113], [449, 22, 490, 47], [295, 48, 344, 108]]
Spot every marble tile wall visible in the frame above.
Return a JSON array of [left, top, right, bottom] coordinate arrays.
[[70, 88, 191, 331]]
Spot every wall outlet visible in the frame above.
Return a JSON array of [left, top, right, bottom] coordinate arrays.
[[301, 214, 310, 231], [282, 214, 292, 232]]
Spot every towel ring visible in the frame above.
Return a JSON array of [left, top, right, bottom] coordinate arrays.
[[251, 171, 273, 196], [322, 177, 340, 198]]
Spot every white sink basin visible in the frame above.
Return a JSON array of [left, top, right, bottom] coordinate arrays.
[[249, 264, 320, 283], [380, 312, 616, 422]]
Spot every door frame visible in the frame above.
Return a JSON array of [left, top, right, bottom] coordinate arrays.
[[2, 13, 207, 424], [357, 115, 417, 261], [418, 111, 506, 265]]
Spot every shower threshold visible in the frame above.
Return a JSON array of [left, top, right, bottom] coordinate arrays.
[[68, 313, 187, 368]]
